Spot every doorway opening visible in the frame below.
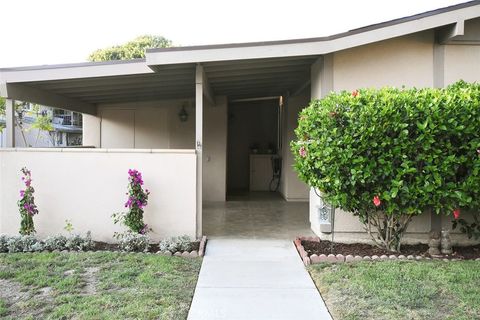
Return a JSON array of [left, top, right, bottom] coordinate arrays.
[[226, 97, 283, 199]]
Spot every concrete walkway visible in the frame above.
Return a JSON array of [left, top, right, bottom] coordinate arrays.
[[187, 239, 332, 320]]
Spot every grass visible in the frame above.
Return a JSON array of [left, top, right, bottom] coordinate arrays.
[[309, 260, 480, 320], [0, 252, 202, 319]]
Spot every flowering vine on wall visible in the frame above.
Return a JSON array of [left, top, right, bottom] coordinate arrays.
[[18, 167, 39, 235], [113, 169, 151, 237]]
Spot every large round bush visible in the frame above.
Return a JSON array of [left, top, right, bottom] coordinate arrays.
[[292, 81, 480, 251]]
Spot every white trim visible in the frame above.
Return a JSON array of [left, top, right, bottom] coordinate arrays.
[[1, 60, 152, 83]]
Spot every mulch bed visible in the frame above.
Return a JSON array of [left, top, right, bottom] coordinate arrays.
[[301, 239, 480, 260]]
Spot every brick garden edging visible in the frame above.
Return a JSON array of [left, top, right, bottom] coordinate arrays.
[[294, 236, 478, 266]]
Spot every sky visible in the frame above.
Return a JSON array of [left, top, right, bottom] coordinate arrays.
[[0, 0, 469, 68]]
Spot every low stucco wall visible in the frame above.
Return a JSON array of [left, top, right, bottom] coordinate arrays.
[[0, 148, 197, 242], [309, 189, 478, 246]]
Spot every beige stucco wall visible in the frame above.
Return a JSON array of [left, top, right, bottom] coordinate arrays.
[[0, 148, 197, 242], [333, 31, 434, 91], [97, 99, 194, 149], [444, 45, 480, 85], [83, 97, 227, 202], [310, 30, 480, 245], [279, 93, 309, 201]]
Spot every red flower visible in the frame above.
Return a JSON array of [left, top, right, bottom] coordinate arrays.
[[453, 208, 460, 220], [299, 146, 307, 158], [352, 90, 359, 97], [373, 195, 381, 207]]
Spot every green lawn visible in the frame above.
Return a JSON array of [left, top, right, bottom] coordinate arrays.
[[309, 260, 480, 320], [0, 252, 202, 320]]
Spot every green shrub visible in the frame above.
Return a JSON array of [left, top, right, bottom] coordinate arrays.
[[43, 235, 68, 251], [65, 231, 94, 251], [0, 235, 9, 253], [158, 235, 193, 253], [6, 235, 43, 253], [118, 232, 150, 252], [292, 81, 480, 251]]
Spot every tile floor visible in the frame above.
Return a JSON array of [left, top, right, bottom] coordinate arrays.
[[203, 192, 314, 239]]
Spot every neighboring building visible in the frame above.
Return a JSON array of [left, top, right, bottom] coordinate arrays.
[[0, 1, 479, 243], [0, 104, 82, 147]]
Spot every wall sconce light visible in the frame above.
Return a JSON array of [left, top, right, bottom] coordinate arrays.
[[178, 104, 188, 122]]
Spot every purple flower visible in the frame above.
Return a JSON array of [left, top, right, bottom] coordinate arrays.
[[20, 190, 25, 197]]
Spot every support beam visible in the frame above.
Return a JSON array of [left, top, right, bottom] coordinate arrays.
[[438, 20, 465, 44], [433, 44, 445, 88], [4, 83, 97, 115], [5, 99, 15, 147], [199, 65, 215, 106], [195, 64, 204, 238], [311, 54, 334, 100]]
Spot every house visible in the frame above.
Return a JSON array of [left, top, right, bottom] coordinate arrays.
[[1, 1, 480, 243], [0, 104, 82, 148]]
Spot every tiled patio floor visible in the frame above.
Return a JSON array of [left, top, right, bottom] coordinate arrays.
[[203, 192, 314, 239]]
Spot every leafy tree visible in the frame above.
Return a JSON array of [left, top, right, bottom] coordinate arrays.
[[88, 35, 172, 61], [292, 81, 480, 252], [14, 103, 55, 147], [30, 105, 54, 146], [0, 97, 5, 130]]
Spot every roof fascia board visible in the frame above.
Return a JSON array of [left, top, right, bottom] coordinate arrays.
[[146, 5, 480, 65], [0, 60, 153, 84]]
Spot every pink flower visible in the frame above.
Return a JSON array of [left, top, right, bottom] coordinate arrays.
[[299, 146, 307, 158], [453, 208, 460, 220], [352, 90, 359, 97], [373, 195, 381, 207]]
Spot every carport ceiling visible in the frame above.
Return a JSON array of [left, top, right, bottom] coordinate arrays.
[[7, 56, 317, 105], [155, 56, 319, 100], [21, 64, 196, 104]]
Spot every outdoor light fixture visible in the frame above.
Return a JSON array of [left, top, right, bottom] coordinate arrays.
[[317, 194, 334, 233], [178, 104, 188, 122]]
